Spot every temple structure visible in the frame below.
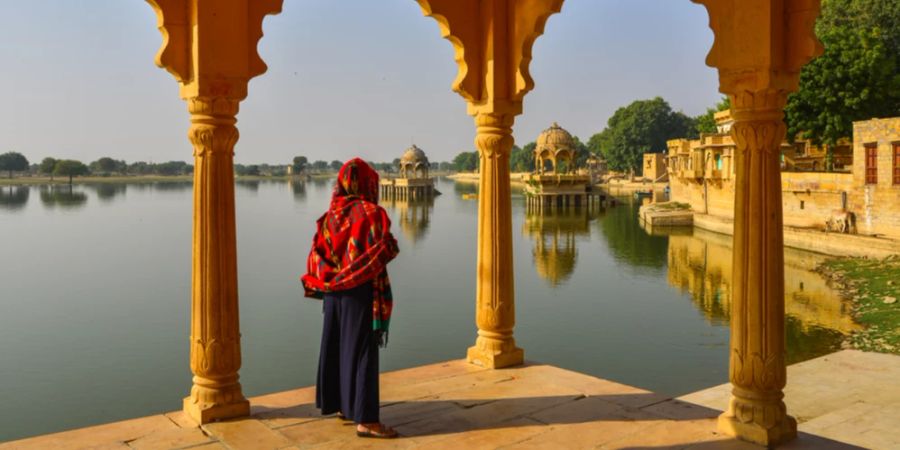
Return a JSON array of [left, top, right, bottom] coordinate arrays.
[[523, 123, 600, 211], [380, 145, 437, 200]]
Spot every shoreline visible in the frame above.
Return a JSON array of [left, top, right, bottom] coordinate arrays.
[[816, 256, 900, 355]]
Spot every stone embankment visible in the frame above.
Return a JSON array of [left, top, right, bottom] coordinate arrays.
[[694, 214, 900, 258], [638, 202, 693, 227]]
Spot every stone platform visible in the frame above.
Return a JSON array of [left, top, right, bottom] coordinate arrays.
[[3, 350, 897, 449]]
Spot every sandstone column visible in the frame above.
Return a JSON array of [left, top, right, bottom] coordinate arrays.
[[146, 0, 283, 423], [468, 112, 523, 368], [184, 96, 248, 423], [418, 0, 563, 368], [692, 0, 822, 445], [719, 90, 796, 445]]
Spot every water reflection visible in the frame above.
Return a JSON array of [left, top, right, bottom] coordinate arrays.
[[453, 179, 478, 196], [289, 180, 306, 202], [522, 208, 599, 287], [39, 186, 88, 210], [88, 183, 127, 202], [0, 186, 30, 211], [384, 198, 434, 244], [664, 227, 859, 363], [235, 180, 260, 193], [598, 195, 668, 269], [149, 181, 192, 193]]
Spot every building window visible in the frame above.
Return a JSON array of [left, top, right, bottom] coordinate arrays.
[[865, 143, 878, 185], [894, 142, 900, 185], [800, 200, 805, 210]]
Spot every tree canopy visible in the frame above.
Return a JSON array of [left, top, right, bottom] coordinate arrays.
[[694, 97, 731, 135], [452, 151, 479, 172], [39, 157, 58, 179], [0, 152, 29, 178], [785, 0, 900, 146], [53, 160, 89, 184], [291, 156, 308, 174], [588, 97, 695, 172]]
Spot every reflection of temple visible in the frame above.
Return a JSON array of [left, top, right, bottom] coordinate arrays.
[[523, 123, 599, 211], [666, 227, 860, 336], [384, 198, 433, 244], [380, 145, 437, 200], [522, 209, 597, 287]]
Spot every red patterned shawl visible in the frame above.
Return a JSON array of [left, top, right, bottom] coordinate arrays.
[[301, 158, 398, 346]]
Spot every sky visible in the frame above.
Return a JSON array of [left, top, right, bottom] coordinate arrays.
[[0, 0, 721, 165]]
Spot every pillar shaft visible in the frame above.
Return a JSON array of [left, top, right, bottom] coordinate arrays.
[[467, 112, 523, 368], [184, 96, 249, 423], [718, 90, 796, 445]]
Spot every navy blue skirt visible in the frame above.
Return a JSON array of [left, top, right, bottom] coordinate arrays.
[[316, 282, 380, 423]]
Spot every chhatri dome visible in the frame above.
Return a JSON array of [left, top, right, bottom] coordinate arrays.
[[399, 144, 430, 179], [534, 122, 576, 174]]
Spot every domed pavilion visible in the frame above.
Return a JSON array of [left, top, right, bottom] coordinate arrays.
[[399, 145, 430, 179], [523, 122, 603, 212], [380, 144, 438, 200], [534, 122, 576, 174]]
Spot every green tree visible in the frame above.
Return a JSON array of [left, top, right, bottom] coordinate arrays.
[[330, 160, 343, 172], [509, 144, 531, 172], [589, 97, 693, 173], [291, 156, 308, 174], [39, 157, 58, 181], [312, 160, 329, 172], [694, 97, 731, 135], [452, 151, 479, 172], [0, 152, 29, 178], [155, 161, 191, 176], [53, 160, 89, 184], [785, 0, 900, 160], [90, 157, 119, 175]]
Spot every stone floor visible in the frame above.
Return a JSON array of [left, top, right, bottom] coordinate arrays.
[[3, 350, 897, 450]]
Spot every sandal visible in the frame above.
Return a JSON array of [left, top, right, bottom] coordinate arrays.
[[356, 423, 399, 439], [336, 412, 352, 422]]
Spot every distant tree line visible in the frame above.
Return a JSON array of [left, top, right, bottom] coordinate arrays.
[[0, 153, 195, 183], [290, 156, 454, 175]]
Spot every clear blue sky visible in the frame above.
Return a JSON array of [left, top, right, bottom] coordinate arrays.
[[0, 0, 720, 165]]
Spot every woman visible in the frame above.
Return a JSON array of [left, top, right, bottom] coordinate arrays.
[[301, 158, 400, 439]]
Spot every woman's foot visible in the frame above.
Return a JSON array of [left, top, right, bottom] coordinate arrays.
[[356, 423, 398, 438], [336, 412, 352, 422]]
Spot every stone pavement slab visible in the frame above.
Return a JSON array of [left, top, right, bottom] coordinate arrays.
[[2, 351, 894, 450]]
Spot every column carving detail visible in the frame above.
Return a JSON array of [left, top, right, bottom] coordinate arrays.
[[720, 90, 797, 444], [468, 112, 523, 368], [184, 96, 248, 423]]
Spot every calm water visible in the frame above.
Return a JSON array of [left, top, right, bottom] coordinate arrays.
[[0, 180, 855, 441]]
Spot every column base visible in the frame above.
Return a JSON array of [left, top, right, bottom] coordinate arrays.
[[718, 407, 797, 447], [183, 395, 250, 425], [466, 344, 524, 369]]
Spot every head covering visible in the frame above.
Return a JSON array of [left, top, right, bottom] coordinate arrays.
[[302, 158, 399, 345]]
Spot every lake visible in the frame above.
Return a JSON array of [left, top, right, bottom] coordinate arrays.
[[0, 179, 855, 441]]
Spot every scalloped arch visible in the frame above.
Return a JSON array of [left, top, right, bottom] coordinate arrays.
[[415, 0, 481, 103], [146, 0, 190, 83]]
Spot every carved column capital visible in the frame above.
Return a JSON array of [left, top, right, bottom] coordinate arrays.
[[475, 113, 515, 160]]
